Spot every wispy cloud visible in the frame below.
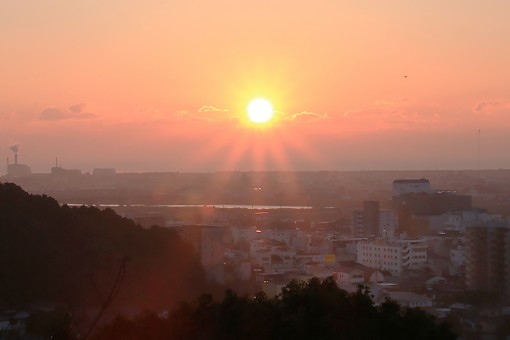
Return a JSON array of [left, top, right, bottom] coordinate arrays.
[[173, 106, 329, 125], [284, 111, 330, 122], [39, 104, 97, 121], [40, 108, 66, 121], [174, 105, 230, 123], [68, 103, 86, 113], [174, 110, 215, 122], [198, 106, 228, 113], [472, 99, 510, 114]]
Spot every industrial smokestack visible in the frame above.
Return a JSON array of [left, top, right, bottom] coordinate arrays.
[[15, 153, 18, 165]]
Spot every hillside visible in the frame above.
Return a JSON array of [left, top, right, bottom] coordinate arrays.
[[0, 182, 206, 310]]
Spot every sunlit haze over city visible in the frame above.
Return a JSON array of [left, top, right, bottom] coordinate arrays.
[[1, 1, 510, 172]]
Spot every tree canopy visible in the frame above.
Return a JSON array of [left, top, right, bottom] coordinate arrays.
[[94, 277, 456, 340]]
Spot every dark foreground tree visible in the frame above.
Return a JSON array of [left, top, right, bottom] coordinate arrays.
[[93, 277, 457, 340]]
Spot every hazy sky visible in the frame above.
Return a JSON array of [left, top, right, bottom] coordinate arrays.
[[2, 0, 509, 173]]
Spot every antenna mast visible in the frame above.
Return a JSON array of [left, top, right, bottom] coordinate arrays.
[[478, 129, 481, 170]]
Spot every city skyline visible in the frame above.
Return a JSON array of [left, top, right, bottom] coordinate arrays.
[[2, 1, 510, 173]]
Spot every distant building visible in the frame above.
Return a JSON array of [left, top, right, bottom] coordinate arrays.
[[385, 291, 433, 308], [297, 254, 336, 267], [357, 237, 428, 276], [230, 226, 258, 244], [393, 191, 472, 216], [92, 168, 116, 176], [294, 230, 333, 254], [334, 267, 365, 285], [6, 154, 31, 178], [331, 237, 367, 262], [419, 209, 493, 233], [0, 310, 30, 338], [379, 210, 398, 238], [334, 263, 385, 285], [451, 246, 465, 267], [392, 178, 431, 197], [352, 203, 397, 238], [423, 232, 465, 273], [352, 210, 364, 238], [392, 178, 473, 235], [352, 201, 380, 237], [180, 225, 225, 283], [51, 166, 81, 177], [250, 241, 296, 273], [363, 201, 379, 237], [261, 229, 294, 246], [465, 224, 510, 299]]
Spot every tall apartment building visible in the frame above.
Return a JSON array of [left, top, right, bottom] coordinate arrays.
[[356, 238, 427, 276], [466, 225, 510, 299], [352, 203, 397, 238]]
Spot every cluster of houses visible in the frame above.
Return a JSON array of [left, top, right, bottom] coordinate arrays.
[[176, 178, 510, 336], [214, 224, 433, 308]]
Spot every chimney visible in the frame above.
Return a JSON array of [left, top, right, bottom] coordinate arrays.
[[15, 153, 18, 165]]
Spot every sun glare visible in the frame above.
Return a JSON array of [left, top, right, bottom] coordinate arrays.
[[247, 98, 274, 124]]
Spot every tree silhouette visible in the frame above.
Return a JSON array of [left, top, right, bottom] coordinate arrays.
[[93, 277, 457, 340]]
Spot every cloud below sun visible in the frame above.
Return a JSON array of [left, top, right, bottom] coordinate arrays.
[[172, 104, 330, 126]]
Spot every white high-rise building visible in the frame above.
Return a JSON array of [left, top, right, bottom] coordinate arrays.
[[357, 238, 427, 276], [392, 179, 431, 197]]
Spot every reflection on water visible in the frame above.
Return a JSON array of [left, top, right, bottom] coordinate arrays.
[[65, 203, 312, 210]]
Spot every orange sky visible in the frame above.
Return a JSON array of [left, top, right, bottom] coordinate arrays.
[[1, 1, 510, 172]]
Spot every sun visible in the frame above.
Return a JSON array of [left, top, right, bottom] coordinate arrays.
[[247, 98, 274, 124]]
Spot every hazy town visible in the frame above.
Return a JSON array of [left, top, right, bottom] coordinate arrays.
[[3, 152, 510, 338]]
